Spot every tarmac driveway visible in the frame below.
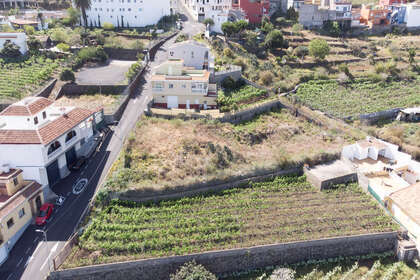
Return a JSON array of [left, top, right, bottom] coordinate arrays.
[[75, 59, 136, 85]]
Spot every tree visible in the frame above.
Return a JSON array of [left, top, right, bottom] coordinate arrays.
[[408, 48, 416, 65], [27, 36, 42, 55], [203, 18, 214, 27], [234, 20, 248, 33], [56, 43, 70, 52], [261, 17, 274, 34], [37, 11, 45, 29], [308, 38, 330, 60], [66, 7, 81, 27], [103, 22, 114, 30], [0, 40, 21, 58], [286, 7, 299, 22], [264, 30, 286, 50], [221, 21, 235, 38], [60, 68, 75, 82], [170, 260, 217, 280], [73, 0, 92, 28], [24, 25, 35, 35]]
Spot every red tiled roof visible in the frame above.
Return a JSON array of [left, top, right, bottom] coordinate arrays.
[[0, 98, 53, 116], [0, 181, 42, 219], [0, 108, 94, 145]]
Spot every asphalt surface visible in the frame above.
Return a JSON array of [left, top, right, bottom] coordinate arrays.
[[75, 60, 136, 85], [0, 4, 203, 280]]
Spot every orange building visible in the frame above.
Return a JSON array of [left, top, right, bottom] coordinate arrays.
[[360, 4, 389, 27]]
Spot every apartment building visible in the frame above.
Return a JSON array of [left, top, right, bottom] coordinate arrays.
[[167, 40, 214, 71], [0, 167, 44, 264], [184, 0, 233, 33], [82, 0, 171, 27], [0, 32, 27, 54], [151, 59, 217, 109], [232, 0, 270, 23]]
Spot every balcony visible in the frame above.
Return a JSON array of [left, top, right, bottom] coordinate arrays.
[[191, 89, 206, 94], [152, 88, 164, 92], [65, 135, 78, 147], [47, 146, 63, 159]]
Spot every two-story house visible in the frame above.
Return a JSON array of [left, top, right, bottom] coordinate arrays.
[[80, 0, 170, 28], [167, 40, 214, 71], [0, 97, 99, 191], [151, 59, 217, 109], [0, 167, 44, 264], [232, 0, 269, 24]]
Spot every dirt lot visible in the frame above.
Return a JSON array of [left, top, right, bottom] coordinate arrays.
[[55, 93, 125, 114], [105, 109, 359, 192]]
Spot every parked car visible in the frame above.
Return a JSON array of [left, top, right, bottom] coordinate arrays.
[[36, 203, 54, 226], [70, 157, 86, 171]]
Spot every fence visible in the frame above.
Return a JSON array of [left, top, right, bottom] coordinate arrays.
[[213, 65, 242, 84], [48, 232, 398, 280]]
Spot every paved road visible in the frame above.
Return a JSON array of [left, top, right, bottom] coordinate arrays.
[[0, 4, 203, 280], [75, 60, 136, 85]]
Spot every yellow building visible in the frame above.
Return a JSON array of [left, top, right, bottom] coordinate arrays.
[[151, 59, 218, 110], [0, 167, 44, 264]]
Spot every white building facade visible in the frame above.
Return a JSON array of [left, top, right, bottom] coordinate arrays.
[[82, 0, 171, 28], [404, 4, 420, 27], [0, 33, 27, 54], [0, 97, 97, 192], [167, 40, 214, 71]]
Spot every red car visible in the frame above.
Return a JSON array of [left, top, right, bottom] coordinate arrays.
[[35, 203, 54, 226]]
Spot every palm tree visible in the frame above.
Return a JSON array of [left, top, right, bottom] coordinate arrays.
[[73, 0, 91, 28]]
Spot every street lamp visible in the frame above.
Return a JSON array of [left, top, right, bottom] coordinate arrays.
[[35, 229, 52, 271]]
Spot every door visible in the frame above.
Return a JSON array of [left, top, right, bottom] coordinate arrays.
[[46, 160, 60, 187], [35, 196, 42, 210], [186, 100, 190, 109], [167, 96, 178, 109], [66, 146, 77, 167]]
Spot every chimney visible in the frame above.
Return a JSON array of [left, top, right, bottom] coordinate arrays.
[[1, 164, 10, 173]]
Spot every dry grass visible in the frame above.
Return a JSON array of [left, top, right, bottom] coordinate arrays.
[[106, 109, 358, 192], [55, 93, 124, 114]]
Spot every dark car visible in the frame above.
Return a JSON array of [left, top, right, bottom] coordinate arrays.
[[70, 157, 86, 171], [36, 203, 54, 226]]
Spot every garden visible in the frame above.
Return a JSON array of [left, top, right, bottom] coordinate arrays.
[[0, 55, 63, 102], [62, 175, 398, 268], [218, 81, 269, 112], [103, 108, 356, 192], [294, 78, 420, 118]]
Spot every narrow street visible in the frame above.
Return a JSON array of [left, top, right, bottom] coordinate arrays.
[[0, 4, 203, 280]]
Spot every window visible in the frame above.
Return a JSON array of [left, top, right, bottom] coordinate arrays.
[[111, 15, 113, 18], [99, 8, 102, 11], [65, 130, 77, 142], [128, 8, 131, 11], [13, 177, 18, 186], [169, 84, 174, 88], [191, 51, 194, 58], [47, 141, 61, 155], [135, 15, 137, 18], [7, 218, 14, 229], [18, 208, 25, 218], [34, 116, 38, 125], [42, 111, 47, 119], [182, 84, 186, 88], [139, 8, 142, 11], [95, 8, 98, 11], [169, 51, 174, 56]]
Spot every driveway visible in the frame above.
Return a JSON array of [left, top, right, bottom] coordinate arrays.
[[75, 60, 136, 85]]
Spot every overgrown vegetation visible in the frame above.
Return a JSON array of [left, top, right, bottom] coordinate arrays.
[[218, 81, 268, 112], [103, 109, 355, 192], [63, 175, 397, 267]]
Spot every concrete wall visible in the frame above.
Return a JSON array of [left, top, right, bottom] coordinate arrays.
[[213, 66, 242, 84], [359, 108, 401, 125], [219, 99, 283, 124], [57, 84, 126, 98], [49, 232, 398, 280], [103, 48, 141, 61], [33, 79, 57, 98]]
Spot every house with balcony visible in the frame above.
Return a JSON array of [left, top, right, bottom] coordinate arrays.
[[0, 167, 45, 264], [167, 40, 215, 72], [0, 97, 100, 192], [151, 59, 217, 109], [360, 4, 389, 27], [299, 0, 351, 28]]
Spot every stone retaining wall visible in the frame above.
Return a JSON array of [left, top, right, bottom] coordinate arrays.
[[104, 48, 141, 61], [359, 108, 401, 125], [49, 232, 398, 280], [34, 78, 57, 98]]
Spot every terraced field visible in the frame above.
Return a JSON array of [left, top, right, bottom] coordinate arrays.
[[63, 176, 398, 268], [0, 56, 63, 101]]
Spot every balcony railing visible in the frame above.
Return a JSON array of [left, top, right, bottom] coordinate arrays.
[[152, 88, 164, 92], [191, 89, 206, 94], [47, 146, 63, 159], [66, 136, 77, 146]]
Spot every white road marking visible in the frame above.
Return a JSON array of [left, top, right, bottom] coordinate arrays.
[[6, 273, 14, 280], [33, 236, 39, 243], [16, 257, 23, 267], [25, 256, 33, 267], [25, 247, 30, 255]]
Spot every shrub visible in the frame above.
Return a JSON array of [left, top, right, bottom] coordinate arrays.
[[24, 25, 35, 35], [221, 76, 236, 90], [233, 57, 247, 71], [175, 33, 188, 43], [338, 63, 353, 80], [408, 48, 416, 65], [103, 22, 115, 30], [314, 67, 329, 80], [292, 23, 303, 33], [286, 7, 299, 22], [203, 18, 214, 26], [130, 39, 144, 50], [27, 36, 42, 55], [264, 30, 286, 50], [0, 41, 21, 58], [76, 46, 108, 66], [170, 260, 217, 280], [56, 43, 70, 52], [51, 28, 69, 43], [309, 38, 330, 60], [60, 68, 75, 82], [293, 45, 308, 59], [223, 47, 234, 58], [276, 17, 287, 27], [221, 22, 235, 37], [260, 71, 273, 86]]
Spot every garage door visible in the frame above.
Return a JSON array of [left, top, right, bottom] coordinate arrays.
[[167, 96, 178, 109], [66, 146, 77, 167], [47, 160, 60, 187]]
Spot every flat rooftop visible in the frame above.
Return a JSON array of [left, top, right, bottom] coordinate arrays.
[[307, 159, 356, 181]]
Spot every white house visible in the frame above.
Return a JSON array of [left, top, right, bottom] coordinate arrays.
[[341, 137, 399, 162], [167, 40, 214, 71], [82, 0, 171, 28], [0, 32, 27, 54], [404, 3, 420, 28], [0, 97, 99, 193]]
